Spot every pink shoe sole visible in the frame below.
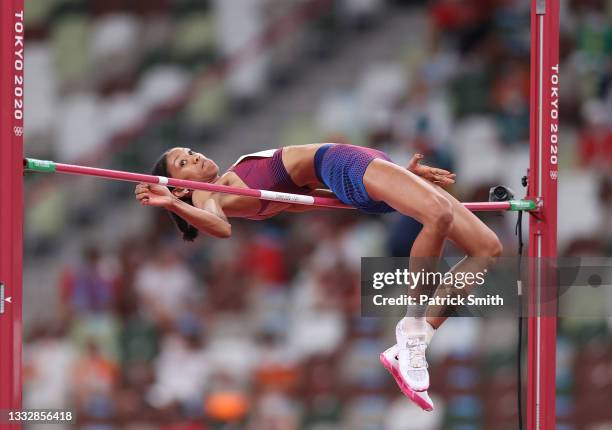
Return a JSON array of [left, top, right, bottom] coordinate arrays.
[[379, 353, 434, 412]]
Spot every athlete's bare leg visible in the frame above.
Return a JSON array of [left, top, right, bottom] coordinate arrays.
[[363, 159, 502, 325]]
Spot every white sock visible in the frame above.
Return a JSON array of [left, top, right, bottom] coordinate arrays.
[[396, 317, 436, 344], [397, 317, 426, 335]]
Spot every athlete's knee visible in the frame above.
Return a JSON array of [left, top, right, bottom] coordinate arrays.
[[423, 194, 454, 235], [486, 235, 503, 258], [472, 232, 503, 258]]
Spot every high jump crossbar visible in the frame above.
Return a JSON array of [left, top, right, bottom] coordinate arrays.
[[23, 158, 537, 212], [1, 1, 559, 429]]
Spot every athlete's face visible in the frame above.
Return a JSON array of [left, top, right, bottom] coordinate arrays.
[[165, 147, 219, 182]]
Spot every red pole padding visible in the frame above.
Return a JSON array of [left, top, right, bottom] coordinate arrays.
[[528, 1, 559, 430], [0, 1, 24, 426]]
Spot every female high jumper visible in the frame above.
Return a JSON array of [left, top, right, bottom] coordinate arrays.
[[134, 143, 503, 411]]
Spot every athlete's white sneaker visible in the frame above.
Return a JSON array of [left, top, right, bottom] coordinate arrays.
[[379, 344, 434, 412], [396, 321, 430, 392]]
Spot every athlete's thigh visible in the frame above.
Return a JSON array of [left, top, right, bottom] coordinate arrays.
[[364, 159, 498, 254], [432, 185, 501, 255], [363, 159, 447, 223]]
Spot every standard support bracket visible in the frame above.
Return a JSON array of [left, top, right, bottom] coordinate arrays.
[[526, 197, 545, 220]]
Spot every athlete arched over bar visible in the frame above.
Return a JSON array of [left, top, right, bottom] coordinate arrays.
[[134, 143, 503, 411]]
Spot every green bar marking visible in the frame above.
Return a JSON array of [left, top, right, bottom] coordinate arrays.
[[509, 199, 537, 211], [24, 158, 56, 173]]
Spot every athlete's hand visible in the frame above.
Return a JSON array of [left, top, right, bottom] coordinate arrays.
[[135, 183, 174, 208], [407, 154, 456, 187]]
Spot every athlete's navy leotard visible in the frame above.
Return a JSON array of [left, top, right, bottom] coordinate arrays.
[[314, 144, 395, 214], [228, 144, 396, 218]]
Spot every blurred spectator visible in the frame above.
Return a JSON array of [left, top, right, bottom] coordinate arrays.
[[23, 323, 76, 410], [237, 227, 288, 286], [58, 246, 116, 318], [490, 58, 530, 144], [578, 100, 612, 169], [246, 388, 301, 430], [600, 176, 612, 246], [253, 331, 300, 392], [72, 340, 119, 419], [391, 76, 454, 168], [134, 244, 200, 325], [148, 329, 210, 413]]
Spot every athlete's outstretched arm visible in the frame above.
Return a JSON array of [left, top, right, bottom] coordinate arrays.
[[171, 195, 231, 238], [135, 184, 232, 238]]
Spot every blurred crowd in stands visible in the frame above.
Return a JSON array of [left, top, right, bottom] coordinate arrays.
[[22, 0, 612, 429]]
